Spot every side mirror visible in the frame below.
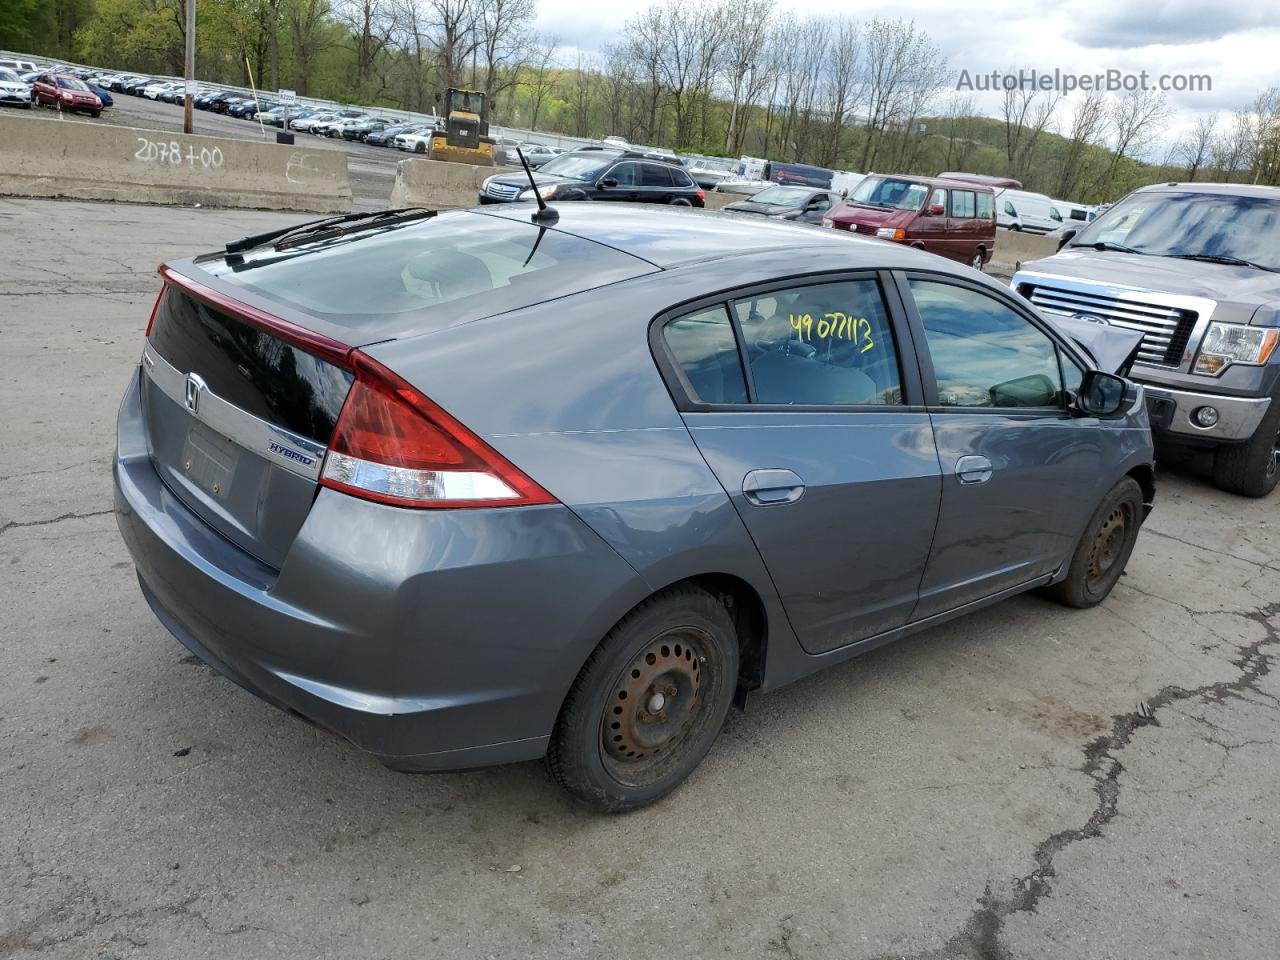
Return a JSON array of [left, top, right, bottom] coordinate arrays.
[[1077, 370, 1129, 418], [1057, 226, 1079, 250], [928, 203, 945, 216], [598, 178, 618, 189]]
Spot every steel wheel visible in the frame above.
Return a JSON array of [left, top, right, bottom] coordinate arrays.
[[601, 629, 710, 777], [1085, 501, 1132, 591], [548, 585, 738, 811], [970, 249, 985, 271]]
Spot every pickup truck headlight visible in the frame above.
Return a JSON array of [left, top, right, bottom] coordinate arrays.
[[519, 185, 557, 201], [1193, 322, 1280, 375]]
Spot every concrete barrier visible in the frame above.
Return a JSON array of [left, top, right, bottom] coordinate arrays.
[[0, 113, 351, 213], [991, 228, 1059, 274], [703, 192, 738, 211], [390, 157, 522, 209]]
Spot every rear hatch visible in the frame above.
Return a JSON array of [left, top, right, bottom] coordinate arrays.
[[138, 209, 656, 568], [142, 280, 353, 569]]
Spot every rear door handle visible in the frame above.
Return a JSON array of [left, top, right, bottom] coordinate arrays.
[[742, 468, 806, 505], [955, 455, 994, 485]]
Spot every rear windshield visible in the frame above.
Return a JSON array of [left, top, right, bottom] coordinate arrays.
[[204, 210, 654, 320]]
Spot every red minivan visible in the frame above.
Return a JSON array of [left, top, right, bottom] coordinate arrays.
[[823, 175, 996, 270]]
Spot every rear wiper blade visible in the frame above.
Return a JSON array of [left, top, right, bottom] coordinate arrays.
[[224, 208, 434, 255], [1167, 253, 1278, 273], [275, 208, 437, 250]]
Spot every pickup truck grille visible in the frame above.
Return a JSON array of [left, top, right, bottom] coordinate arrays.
[[1021, 282, 1200, 367]]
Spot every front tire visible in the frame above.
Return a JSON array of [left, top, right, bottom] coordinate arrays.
[[970, 248, 985, 271], [1213, 396, 1280, 497], [1045, 477, 1144, 608], [546, 585, 739, 813]]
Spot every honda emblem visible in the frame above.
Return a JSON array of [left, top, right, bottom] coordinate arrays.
[[185, 373, 207, 414]]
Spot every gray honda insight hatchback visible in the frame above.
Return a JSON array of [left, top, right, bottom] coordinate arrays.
[[114, 204, 1155, 811]]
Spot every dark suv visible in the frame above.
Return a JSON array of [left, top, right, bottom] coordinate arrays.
[[479, 147, 704, 206]]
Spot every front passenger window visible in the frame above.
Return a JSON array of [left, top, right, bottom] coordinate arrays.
[[909, 280, 1064, 409]]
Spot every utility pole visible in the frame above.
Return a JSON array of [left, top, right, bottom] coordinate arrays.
[[183, 0, 196, 134]]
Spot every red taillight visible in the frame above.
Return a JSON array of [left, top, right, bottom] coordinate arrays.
[[696, 188, 705, 202], [320, 352, 556, 510]]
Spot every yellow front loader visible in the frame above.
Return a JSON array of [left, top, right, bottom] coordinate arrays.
[[429, 87, 495, 166]]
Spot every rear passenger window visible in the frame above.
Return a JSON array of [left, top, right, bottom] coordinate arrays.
[[733, 280, 902, 405], [642, 164, 675, 187], [976, 193, 994, 219], [951, 191, 976, 218], [663, 306, 748, 404]]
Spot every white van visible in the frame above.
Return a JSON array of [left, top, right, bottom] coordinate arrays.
[[994, 189, 1059, 233], [0, 58, 37, 75]]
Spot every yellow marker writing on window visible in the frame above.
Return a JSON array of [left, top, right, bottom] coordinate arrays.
[[788, 312, 874, 352]]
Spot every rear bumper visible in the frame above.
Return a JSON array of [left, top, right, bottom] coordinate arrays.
[[1142, 384, 1270, 442], [113, 367, 648, 771]]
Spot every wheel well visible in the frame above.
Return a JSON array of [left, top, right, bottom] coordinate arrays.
[[1127, 464, 1156, 515], [683, 574, 767, 693]]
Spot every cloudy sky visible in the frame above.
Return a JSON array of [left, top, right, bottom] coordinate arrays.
[[533, 0, 1280, 150]]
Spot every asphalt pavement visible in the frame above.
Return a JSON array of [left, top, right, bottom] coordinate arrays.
[[1, 196, 1278, 960]]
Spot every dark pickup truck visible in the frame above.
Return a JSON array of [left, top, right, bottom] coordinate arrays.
[[1014, 182, 1280, 497]]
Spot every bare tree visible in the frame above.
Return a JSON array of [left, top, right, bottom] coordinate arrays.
[[476, 0, 533, 97], [1055, 91, 1107, 198], [523, 35, 558, 130], [1100, 90, 1170, 195], [1175, 113, 1217, 181], [719, 0, 772, 153], [941, 92, 979, 171], [1001, 84, 1059, 182]]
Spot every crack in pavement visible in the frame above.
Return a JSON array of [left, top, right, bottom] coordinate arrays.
[[873, 599, 1279, 960], [0, 509, 114, 536]]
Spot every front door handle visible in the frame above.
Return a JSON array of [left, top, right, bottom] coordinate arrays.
[[955, 455, 994, 485], [742, 468, 806, 506]]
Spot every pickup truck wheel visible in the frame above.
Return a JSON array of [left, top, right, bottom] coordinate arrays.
[[546, 585, 738, 813], [1045, 477, 1143, 609], [1212, 398, 1280, 497]]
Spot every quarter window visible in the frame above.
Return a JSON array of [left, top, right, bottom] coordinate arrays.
[[976, 193, 994, 219], [909, 280, 1065, 409], [732, 280, 902, 405], [662, 306, 748, 404]]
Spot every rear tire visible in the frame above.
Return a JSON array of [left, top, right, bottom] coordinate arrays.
[[970, 248, 985, 271], [1045, 477, 1143, 608], [415, 142, 427, 154], [1213, 396, 1280, 497], [546, 585, 739, 813]]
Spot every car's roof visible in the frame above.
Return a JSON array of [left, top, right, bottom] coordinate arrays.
[[473, 202, 943, 270], [1131, 181, 1280, 198]]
